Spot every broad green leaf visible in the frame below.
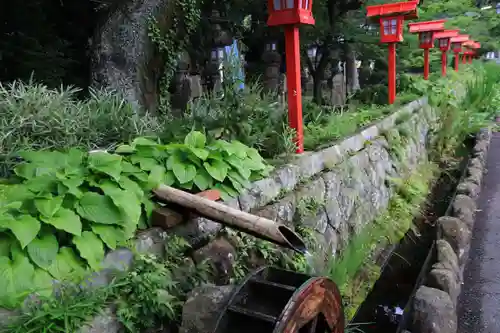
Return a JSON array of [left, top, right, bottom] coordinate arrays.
[[91, 224, 125, 250], [214, 183, 238, 202], [179, 181, 193, 190], [231, 141, 250, 159], [76, 192, 124, 225], [60, 177, 84, 198], [72, 231, 105, 270], [34, 195, 64, 218], [169, 154, 197, 184], [203, 160, 229, 182], [227, 170, 251, 189], [0, 234, 13, 257], [99, 181, 141, 229], [142, 197, 156, 220], [24, 175, 58, 194], [131, 137, 159, 146], [41, 208, 82, 236], [194, 168, 213, 191], [148, 165, 166, 188], [47, 247, 86, 281], [33, 269, 53, 297], [130, 156, 159, 171], [88, 152, 123, 181], [27, 234, 59, 269], [188, 147, 209, 161], [184, 131, 206, 148], [118, 176, 144, 199], [115, 144, 135, 154], [0, 254, 35, 309], [164, 170, 176, 186], [226, 155, 251, 179], [0, 201, 22, 214], [7, 215, 41, 249]]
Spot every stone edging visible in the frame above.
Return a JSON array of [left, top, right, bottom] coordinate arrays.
[[407, 128, 493, 333]]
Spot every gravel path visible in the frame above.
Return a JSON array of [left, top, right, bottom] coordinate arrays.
[[458, 132, 500, 333]]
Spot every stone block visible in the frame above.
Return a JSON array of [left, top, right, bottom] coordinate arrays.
[[170, 217, 222, 249], [78, 306, 122, 333], [427, 268, 460, 306], [434, 240, 460, 281], [274, 164, 300, 192], [437, 216, 470, 264], [456, 181, 480, 199], [192, 237, 236, 285], [180, 284, 235, 333], [295, 151, 325, 180], [411, 286, 457, 333], [238, 176, 283, 212], [451, 194, 477, 229], [134, 228, 167, 258]]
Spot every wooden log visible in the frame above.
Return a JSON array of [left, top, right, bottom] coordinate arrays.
[[153, 185, 307, 254]]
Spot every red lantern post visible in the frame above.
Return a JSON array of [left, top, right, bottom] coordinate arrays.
[[267, 0, 315, 154], [366, 1, 419, 105], [450, 35, 469, 72], [408, 20, 445, 80], [433, 29, 459, 77]]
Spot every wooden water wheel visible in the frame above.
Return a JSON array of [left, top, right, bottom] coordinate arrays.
[[213, 266, 345, 333]]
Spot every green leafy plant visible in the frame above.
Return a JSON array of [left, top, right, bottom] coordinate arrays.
[[0, 131, 270, 309]]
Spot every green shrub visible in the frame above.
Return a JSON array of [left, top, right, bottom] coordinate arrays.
[[0, 81, 166, 176]]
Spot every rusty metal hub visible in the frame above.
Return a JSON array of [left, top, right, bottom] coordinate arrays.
[[213, 266, 345, 333]]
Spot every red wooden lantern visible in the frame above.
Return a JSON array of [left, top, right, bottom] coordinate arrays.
[[366, 1, 418, 104], [267, 0, 315, 154], [408, 20, 445, 80], [450, 35, 469, 72], [267, 0, 315, 26], [433, 29, 459, 77]]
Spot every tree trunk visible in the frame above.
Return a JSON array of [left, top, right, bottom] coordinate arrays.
[[344, 43, 360, 95], [91, 0, 173, 113]]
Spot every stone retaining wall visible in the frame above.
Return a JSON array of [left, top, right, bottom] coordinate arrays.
[[80, 98, 437, 332], [406, 128, 492, 333], [167, 97, 434, 277]]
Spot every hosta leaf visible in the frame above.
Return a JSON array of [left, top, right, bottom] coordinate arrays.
[[8, 215, 41, 249], [231, 141, 250, 159], [187, 147, 209, 161], [47, 247, 86, 281], [142, 197, 156, 220], [88, 152, 123, 181], [0, 254, 35, 309], [228, 170, 251, 189], [0, 233, 13, 257], [27, 234, 59, 269], [91, 224, 125, 250], [148, 165, 166, 188], [41, 208, 82, 236], [164, 170, 175, 186], [24, 175, 58, 194], [214, 183, 238, 202], [33, 268, 53, 297], [76, 192, 124, 225], [118, 176, 144, 199], [130, 156, 159, 171], [34, 195, 64, 218], [99, 181, 141, 230], [60, 177, 84, 198], [72, 231, 105, 270], [131, 137, 159, 147], [226, 155, 251, 179], [184, 131, 206, 148], [194, 168, 213, 191], [115, 144, 135, 154], [169, 154, 197, 184], [203, 160, 229, 182]]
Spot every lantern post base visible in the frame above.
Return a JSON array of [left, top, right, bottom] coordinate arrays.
[[284, 25, 304, 154], [441, 51, 447, 77], [423, 48, 430, 80], [388, 42, 396, 105]]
